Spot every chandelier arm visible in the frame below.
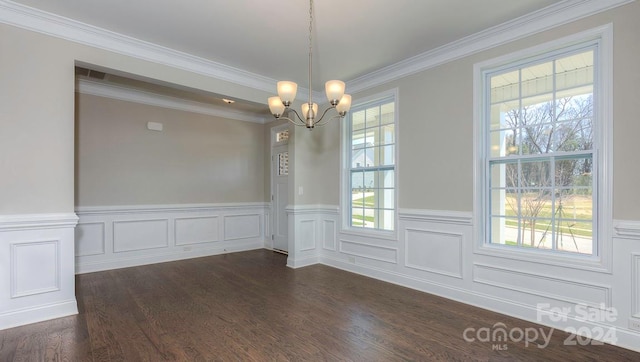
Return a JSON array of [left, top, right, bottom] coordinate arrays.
[[313, 105, 337, 126], [279, 117, 308, 127], [287, 108, 306, 124], [314, 114, 343, 127]]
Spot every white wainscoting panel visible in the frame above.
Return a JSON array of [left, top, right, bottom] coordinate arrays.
[[339, 239, 397, 264], [322, 220, 336, 251], [473, 263, 611, 308], [113, 219, 169, 253], [75, 203, 267, 273], [175, 216, 219, 245], [0, 213, 78, 330], [633, 253, 640, 317], [11, 240, 60, 298], [404, 228, 463, 279], [224, 214, 261, 241], [75, 222, 105, 256], [299, 219, 316, 251]]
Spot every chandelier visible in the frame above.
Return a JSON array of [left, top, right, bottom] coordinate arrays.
[[268, 0, 352, 128]]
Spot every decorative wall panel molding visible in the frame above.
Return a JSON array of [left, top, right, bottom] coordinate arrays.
[[223, 214, 261, 241], [299, 220, 316, 251], [404, 228, 463, 279], [0, 213, 78, 330], [339, 239, 397, 264], [113, 219, 169, 253], [322, 220, 336, 251], [75, 203, 267, 273], [75, 222, 105, 256], [175, 216, 219, 246], [11, 240, 60, 298], [473, 263, 611, 308], [633, 253, 640, 317]]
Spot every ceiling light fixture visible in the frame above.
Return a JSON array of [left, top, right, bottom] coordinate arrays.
[[268, 0, 352, 128], [222, 98, 235, 104]]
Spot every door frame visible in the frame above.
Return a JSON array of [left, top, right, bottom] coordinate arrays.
[[270, 124, 290, 252]]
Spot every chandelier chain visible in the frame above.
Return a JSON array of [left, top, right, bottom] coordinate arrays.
[[308, 0, 314, 107]]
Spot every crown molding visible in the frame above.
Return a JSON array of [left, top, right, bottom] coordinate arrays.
[[0, 0, 323, 102], [0, 0, 633, 100], [77, 79, 267, 124], [0, 1, 277, 93], [347, 0, 635, 94]]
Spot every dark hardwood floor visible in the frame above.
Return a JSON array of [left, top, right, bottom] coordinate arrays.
[[1, 249, 638, 361]]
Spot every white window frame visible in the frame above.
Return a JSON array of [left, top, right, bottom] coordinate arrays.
[[473, 25, 613, 272], [341, 88, 399, 239]]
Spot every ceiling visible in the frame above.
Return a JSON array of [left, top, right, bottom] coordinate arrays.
[[12, 0, 564, 93]]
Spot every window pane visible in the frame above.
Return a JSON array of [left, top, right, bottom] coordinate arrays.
[[380, 170, 394, 188], [490, 216, 519, 246], [555, 220, 592, 255], [381, 145, 394, 166], [381, 210, 394, 231], [364, 171, 375, 190], [518, 190, 551, 240], [556, 90, 593, 122], [490, 188, 517, 217], [521, 61, 553, 98], [378, 189, 394, 209], [380, 124, 395, 145], [490, 161, 516, 189], [551, 119, 593, 152], [352, 130, 366, 150], [380, 102, 395, 125], [489, 129, 517, 157], [366, 106, 380, 128], [352, 148, 365, 168], [351, 171, 364, 189], [555, 51, 594, 93], [520, 160, 551, 188], [351, 208, 364, 227], [555, 157, 592, 187], [278, 152, 289, 176], [363, 208, 376, 228], [556, 188, 593, 221], [352, 110, 365, 131], [490, 69, 519, 108]]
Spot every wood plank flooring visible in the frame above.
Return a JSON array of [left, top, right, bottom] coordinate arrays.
[[1, 249, 639, 361]]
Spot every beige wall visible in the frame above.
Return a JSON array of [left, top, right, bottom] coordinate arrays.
[[0, 23, 272, 215], [292, 119, 341, 205], [2, 2, 639, 218], [300, 2, 640, 219], [75, 93, 265, 206]]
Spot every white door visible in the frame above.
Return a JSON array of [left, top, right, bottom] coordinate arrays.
[[271, 130, 289, 252]]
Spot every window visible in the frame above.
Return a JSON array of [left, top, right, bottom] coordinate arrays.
[[278, 151, 289, 176], [276, 129, 289, 143], [478, 33, 611, 260], [344, 92, 397, 231]]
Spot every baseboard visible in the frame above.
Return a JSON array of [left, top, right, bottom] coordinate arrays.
[[320, 255, 640, 353], [0, 299, 78, 330], [286, 255, 320, 269], [76, 241, 264, 274]]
